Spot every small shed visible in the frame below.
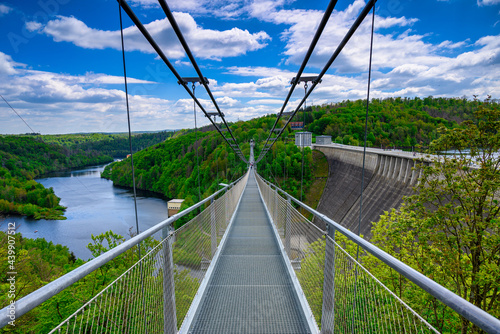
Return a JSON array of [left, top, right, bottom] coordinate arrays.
[[295, 132, 312, 147], [167, 199, 184, 217], [316, 135, 332, 145]]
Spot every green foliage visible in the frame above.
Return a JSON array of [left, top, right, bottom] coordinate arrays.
[[0, 230, 200, 333], [306, 96, 482, 148], [0, 172, 66, 219], [0, 231, 82, 332], [297, 238, 326, 325], [102, 130, 248, 229], [174, 268, 200, 326], [257, 139, 314, 199], [296, 233, 366, 328], [0, 135, 113, 219], [370, 99, 500, 333]]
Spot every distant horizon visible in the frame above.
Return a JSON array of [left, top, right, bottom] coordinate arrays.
[[0, 128, 179, 136]]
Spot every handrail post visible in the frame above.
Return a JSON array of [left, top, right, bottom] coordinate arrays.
[[285, 195, 292, 256], [321, 223, 335, 333], [210, 197, 217, 257], [162, 225, 177, 334], [274, 185, 278, 223], [225, 187, 229, 226]]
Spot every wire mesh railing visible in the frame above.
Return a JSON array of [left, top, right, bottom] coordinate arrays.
[[49, 171, 249, 334], [256, 171, 445, 333], [0, 172, 248, 333], [48, 172, 248, 333]]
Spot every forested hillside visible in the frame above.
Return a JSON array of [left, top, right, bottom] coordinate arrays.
[[302, 96, 481, 147], [40, 131, 175, 158], [102, 115, 314, 219], [0, 136, 112, 219]]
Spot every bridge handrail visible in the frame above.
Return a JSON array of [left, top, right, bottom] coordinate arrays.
[[256, 173, 500, 334], [0, 173, 246, 328]]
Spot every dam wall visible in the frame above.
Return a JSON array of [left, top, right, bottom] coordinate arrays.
[[313, 144, 423, 238]]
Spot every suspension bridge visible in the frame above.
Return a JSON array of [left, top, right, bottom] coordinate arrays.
[[1, 0, 499, 332]]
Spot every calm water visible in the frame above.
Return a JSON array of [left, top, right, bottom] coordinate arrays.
[[0, 165, 169, 260]]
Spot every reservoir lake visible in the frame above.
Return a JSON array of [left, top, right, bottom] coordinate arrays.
[[0, 164, 169, 260]]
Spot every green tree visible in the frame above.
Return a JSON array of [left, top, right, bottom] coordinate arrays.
[[370, 99, 500, 333]]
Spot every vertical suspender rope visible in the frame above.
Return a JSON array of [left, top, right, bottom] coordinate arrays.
[[357, 0, 376, 258], [192, 83, 202, 203], [300, 82, 308, 202], [284, 136, 286, 186], [351, 4, 376, 333], [118, 2, 148, 333]]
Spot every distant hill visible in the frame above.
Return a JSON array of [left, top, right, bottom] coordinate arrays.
[[40, 131, 175, 158]]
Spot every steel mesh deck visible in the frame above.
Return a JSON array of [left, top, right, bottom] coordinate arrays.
[[188, 173, 309, 333]]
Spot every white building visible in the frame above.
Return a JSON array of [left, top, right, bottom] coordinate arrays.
[[295, 132, 312, 147]]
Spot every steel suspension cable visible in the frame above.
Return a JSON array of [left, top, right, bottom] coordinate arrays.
[[351, 4, 376, 332], [118, 2, 148, 333], [257, 0, 376, 163], [259, 0, 339, 162], [157, 0, 243, 155], [117, 0, 247, 164]]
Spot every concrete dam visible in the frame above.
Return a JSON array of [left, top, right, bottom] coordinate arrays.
[[313, 144, 424, 238]]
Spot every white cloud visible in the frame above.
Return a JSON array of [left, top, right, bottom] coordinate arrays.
[[213, 26, 500, 113], [477, 0, 500, 6], [0, 4, 12, 16], [0, 53, 176, 134], [247, 99, 285, 105], [33, 14, 270, 60], [25, 21, 43, 32], [390, 64, 430, 76], [0, 52, 24, 75], [129, 0, 250, 19], [225, 66, 294, 78], [436, 40, 469, 50], [215, 96, 238, 107], [241, 0, 499, 101], [5, 70, 155, 105], [375, 16, 418, 29]]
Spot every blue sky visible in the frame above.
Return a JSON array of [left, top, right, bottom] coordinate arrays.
[[0, 0, 499, 134]]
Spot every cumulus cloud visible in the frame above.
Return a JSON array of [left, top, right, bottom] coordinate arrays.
[[477, 0, 500, 6], [0, 4, 12, 16], [216, 96, 239, 107], [214, 27, 500, 112], [224, 66, 294, 78], [3, 0, 500, 134], [128, 0, 249, 19], [0, 53, 176, 134], [223, 0, 499, 101], [0, 52, 25, 75], [247, 99, 286, 105], [30, 13, 270, 60]]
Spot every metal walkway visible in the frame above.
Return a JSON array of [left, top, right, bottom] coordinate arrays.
[[188, 172, 309, 333]]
